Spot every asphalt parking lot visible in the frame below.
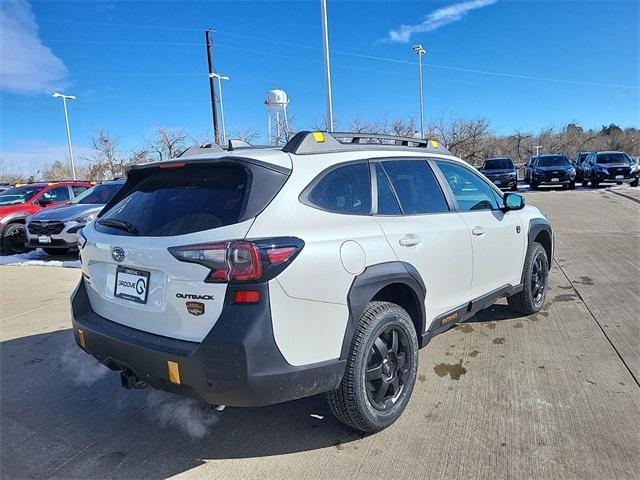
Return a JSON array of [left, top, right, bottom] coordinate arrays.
[[1, 186, 639, 480]]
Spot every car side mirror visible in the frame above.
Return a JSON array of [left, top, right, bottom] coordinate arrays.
[[503, 192, 524, 211], [37, 197, 52, 206]]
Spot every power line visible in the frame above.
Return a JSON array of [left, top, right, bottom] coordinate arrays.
[[38, 19, 639, 90]]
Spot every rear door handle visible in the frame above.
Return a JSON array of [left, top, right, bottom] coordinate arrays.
[[399, 234, 421, 247], [472, 226, 487, 236]]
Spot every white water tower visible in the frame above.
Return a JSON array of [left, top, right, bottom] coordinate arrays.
[[265, 89, 290, 145]]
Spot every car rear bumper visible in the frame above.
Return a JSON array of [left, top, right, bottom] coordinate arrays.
[[70, 279, 345, 407]]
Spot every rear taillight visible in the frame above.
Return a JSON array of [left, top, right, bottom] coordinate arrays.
[[168, 237, 304, 283]]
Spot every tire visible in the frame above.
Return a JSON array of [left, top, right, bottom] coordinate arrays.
[[507, 242, 549, 315], [43, 247, 70, 256], [590, 180, 599, 188], [530, 182, 538, 190], [568, 181, 576, 190], [1, 223, 28, 255], [510, 184, 518, 192], [631, 178, 639, 187], [326, 301, 419, 433]]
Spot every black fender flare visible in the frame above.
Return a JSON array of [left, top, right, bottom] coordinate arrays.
[[526, 217, 553, 272], [340, 261, 427, 359]]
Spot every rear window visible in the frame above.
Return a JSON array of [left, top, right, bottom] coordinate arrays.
[[483, 158, 513, 170], [97, 165, 249, 236]]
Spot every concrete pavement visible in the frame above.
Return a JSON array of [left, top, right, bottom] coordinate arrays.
[[1, 188, 638, 479]]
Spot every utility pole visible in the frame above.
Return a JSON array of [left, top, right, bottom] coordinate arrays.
[[320, 0, 334, 131], [413, 44, 426, 139], [535, 145, 543, 156], [205, 29, 220, 144], [51, 92, 77, 180], [211, 73, 230, 144]]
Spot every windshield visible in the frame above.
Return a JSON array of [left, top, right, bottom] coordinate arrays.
[[537, 156, 569, 167], [597, 153, 630, 165], [72, 182, 123, 205], [483, 158, 513, 170], [578, 153, 589, 163], [0, 185, 42, 206]]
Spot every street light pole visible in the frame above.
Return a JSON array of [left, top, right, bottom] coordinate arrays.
[[211, 73, 230, 144], [535, 145, 543, 156], [412, 44, 426, 139], [51, 92, 77, 180], [320, 0, 334, 131]]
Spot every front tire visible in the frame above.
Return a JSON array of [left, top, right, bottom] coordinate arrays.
[[1, 223, 28, 255], [507, 242, 549, 315], [631, 177, 639, 187], [326, 301, 419, 433]]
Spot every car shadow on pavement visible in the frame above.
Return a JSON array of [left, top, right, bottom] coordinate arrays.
[[466, 303, 525, 323], [1, 329, 363, 479]]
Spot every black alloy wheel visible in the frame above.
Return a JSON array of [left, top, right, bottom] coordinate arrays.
[[365, 326, 412, 411], [530, 255, 547, 309]]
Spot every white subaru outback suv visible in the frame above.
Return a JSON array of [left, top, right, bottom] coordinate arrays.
[[72, 131, 552, 433]]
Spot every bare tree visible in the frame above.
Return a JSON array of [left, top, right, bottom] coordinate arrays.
[[85, 129, 149, 180], [147, 127, 188, 161], [231, 123, 260, 144]]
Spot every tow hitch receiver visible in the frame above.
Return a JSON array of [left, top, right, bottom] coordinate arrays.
[[120, 369, 147, 389]]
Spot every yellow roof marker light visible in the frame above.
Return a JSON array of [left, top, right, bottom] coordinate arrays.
[[430, 140, 440, 149], [167, 360, 181, 384], [312, 132, 325, 143]]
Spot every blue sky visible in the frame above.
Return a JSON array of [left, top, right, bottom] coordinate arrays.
[[0, 0, 638, 173]]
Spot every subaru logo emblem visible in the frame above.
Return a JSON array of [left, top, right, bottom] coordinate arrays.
[[112, 247, 126, 262]]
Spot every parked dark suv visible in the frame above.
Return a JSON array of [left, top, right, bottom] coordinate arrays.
[[581, 151, 639, 188], [525, 155, 576, 190], [572, 152, 591, 183], [479, 157, 518, 191]]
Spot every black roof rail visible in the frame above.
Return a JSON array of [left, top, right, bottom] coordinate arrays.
[[282, 131, 451, 155]]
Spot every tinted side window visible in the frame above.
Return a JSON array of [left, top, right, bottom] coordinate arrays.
[[306, 163, 371, 215], [436, 161, 500, 211], [72, 185, 88, 196], [381, 160, 449, 214], [42, 186, 70, 202], [375, 163, 401, 215]]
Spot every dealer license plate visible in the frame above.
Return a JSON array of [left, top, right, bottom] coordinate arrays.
[[114, 266, 150, 304]]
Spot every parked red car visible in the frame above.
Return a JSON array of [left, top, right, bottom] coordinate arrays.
[[0, 181, 93, 254]]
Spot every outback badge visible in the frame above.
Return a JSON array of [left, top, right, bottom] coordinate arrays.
[[186, 301, 205, 316]]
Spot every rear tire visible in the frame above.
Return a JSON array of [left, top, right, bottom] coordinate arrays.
[[631, 178, 639, 187], [1, 223, 27, 255], [507, 242, 549, 315], [326, 301, 419, 433], [43, 248, 70, 256]]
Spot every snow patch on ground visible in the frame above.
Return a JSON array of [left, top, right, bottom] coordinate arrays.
[[0, 250, 80, 268]]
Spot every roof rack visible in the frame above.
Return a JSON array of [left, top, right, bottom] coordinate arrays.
[[282, 131, 451, 156]]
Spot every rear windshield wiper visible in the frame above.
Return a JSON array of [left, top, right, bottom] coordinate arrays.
[[97, 218, 139, 235]]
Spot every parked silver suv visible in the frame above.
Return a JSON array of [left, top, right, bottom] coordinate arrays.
[[26, 180, 124, 255]]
